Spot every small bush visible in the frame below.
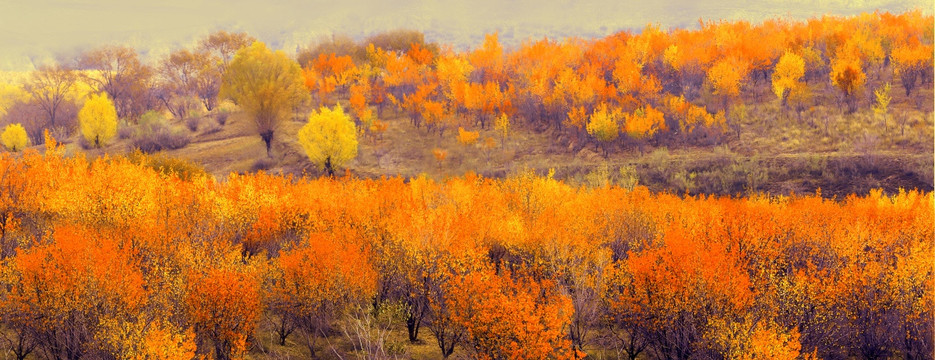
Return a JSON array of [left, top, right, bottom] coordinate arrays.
[[186, 108, 204, 120], [131, 117, 191, 153], [582, 163, 613, 188], [117, 125, 134, 140], [215, 110, 230, 126], [138, 110, 165, 125], [250, 157, 275, 172], [618, 165, 640, 190], [185, 117, 200, 132], [671, 170, 697, 194], [127, 150, 208, 181]]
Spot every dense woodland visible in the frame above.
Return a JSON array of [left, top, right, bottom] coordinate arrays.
[[0, 144, 931, 359], [0, 9, 931, 360]]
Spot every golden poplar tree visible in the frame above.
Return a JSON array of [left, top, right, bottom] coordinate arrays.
[[1, 123, 27, 152], [78, 93, 118, 148], [220, 41, 308, 157], [297, 104, 358, 176], [772, 52, 805, 105]]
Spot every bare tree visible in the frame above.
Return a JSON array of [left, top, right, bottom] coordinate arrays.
[[78, 45, 155, 120], [157, 49, 219, 117], [199, 30, 256, 67], [24, 65, 77, 130]]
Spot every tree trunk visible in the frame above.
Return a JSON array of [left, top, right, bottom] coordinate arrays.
[[406, 314, 421, 343], [260, 130, 274, 158], [324, 157, 334, 177]]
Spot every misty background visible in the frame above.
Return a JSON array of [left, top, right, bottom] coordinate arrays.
[[0, 0, 928, 71]]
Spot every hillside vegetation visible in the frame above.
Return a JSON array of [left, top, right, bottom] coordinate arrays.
[[0, 12, 931, 196], [0, 10, 932, 359], [0, 147, 931, 359]]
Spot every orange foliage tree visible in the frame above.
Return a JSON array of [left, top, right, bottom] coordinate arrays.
[[269, 232, 377, 356], [186, 268, 261, 360]]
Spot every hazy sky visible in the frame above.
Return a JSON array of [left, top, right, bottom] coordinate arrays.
[[0, 0, 928, 70]]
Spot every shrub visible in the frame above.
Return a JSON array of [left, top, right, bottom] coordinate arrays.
[[185, 117, 200, 132], [130, 116, 191, 153], [618, 165, 640, 190], [126, 150, 208, 181], [138, 110, 165, 126], [215, 111, 229, 126], [671, 169, 697, 194], [250, 157, 275, 172], [583, 163, 613, 188]]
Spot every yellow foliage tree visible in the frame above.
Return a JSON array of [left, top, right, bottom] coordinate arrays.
[[624, 105, 666, 155], [494, 112, 510, 144], [872, 82, 891, 131], [707, 57, 749, 110], [221, 41, 308, 157], [78, 93, 118, 148], [624, 105, 665, 140], [772, 52, 805, 105], [586, 103, 621, 157], [298, 104, 358, 177], [1, 123, 27, 152]]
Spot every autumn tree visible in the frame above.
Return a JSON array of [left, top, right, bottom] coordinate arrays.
[[196, 31, 255, 109], [23, 65, 77, 130], [157, 48, 220, 117], [772, 52, 805, 108], [3, 227, 145, 360], [366, 29, 436, 54], [448, 270, 575, 360], [1, 124, 27, 151], [586, 103, 620, 157], [624, 105, 666, 155], [270, 234, 377, 356], [199, 30, 256, 67], [186, 268, 261, 360], [872, 82, 891, 131], [78, 45, 155, 120], [829, 55, 865, 113], [298, 104, 358, 177], [707, 57, 749, 110], [99, 320, 196, 360], [78, 93, 118, 148], [456, 127, 479, 146], [220, 41, 308, 157], [494, 112, 510, 145], [297, 35, 366, 67], [891, 42, 933, 97]]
